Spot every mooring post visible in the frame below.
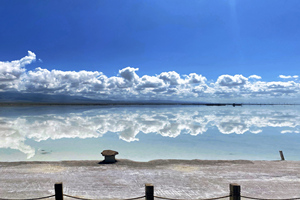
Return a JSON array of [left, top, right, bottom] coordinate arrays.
[[230, 183, 241, 200], [55, 182, 63, 200], [279, 151, 285, 161], [145, 184, 154, 200]]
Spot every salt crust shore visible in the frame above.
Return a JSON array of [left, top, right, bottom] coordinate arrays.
[[0, 159, 300, 200]]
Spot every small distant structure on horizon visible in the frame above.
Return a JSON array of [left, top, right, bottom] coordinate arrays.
[[233, 103, 242, 107]]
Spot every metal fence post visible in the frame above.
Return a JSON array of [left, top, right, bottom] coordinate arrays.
[[55, 182, 63, 200], [145, 184, 154, 200], [279, 151, 285, 161], [230, 183, 240, 200]]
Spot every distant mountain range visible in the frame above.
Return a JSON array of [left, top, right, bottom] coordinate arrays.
[[1, 92, 295, 106], [0, 92, 205, 105], [0, 92, 108, 104]]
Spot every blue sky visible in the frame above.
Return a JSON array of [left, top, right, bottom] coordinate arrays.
[[1, 0, 300, 103]]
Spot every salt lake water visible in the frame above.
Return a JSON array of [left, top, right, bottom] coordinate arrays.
[[0, 105, 300, 161]]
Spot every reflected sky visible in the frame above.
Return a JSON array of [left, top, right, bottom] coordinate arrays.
[[0, 105, 300, 161]]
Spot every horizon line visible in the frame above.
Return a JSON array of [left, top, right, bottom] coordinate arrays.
[[0, 102, 299, 107]]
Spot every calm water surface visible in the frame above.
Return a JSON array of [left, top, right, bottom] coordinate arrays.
[[0, 105, 299, 161]]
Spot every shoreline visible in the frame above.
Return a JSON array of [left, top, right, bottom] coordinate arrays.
[[0, 158, 294, 167], [0, 157, 295, 165], [0, 159, 258, 167], [0, 157, 292, 164], [1, 159, 300, 199]]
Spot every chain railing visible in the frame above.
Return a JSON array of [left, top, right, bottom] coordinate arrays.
[[241, 196, 300, 200], [63, 194, 145, 200], [0, 195, 55, 200], [1, 183, 300, 200], [153, 195, 230, 200]]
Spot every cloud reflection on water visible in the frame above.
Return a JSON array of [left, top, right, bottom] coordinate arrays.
[[0, 105, 300, 158]]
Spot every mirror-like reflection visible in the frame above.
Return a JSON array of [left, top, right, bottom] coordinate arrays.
[[0, 105, 300, 161]]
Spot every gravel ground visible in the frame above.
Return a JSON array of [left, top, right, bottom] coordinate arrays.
[[0, 159, 300, 200]]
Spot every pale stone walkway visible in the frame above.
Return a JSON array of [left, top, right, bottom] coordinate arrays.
[[0, 160, 300, 200]]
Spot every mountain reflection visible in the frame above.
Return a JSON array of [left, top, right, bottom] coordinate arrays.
[[0, 105, 300, 158]]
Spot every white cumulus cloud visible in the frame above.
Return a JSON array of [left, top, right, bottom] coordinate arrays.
[[216, 74, 248, 87], [248, 75, 262, 79], [0, 51, 36, 90], [279, 75, 299, 79], [1, 51, 300, 103], [158, 71, 182, 86], [119, 67, 139, 82]]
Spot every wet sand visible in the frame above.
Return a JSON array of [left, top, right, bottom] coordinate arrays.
[[0, 159, 300, 200]]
